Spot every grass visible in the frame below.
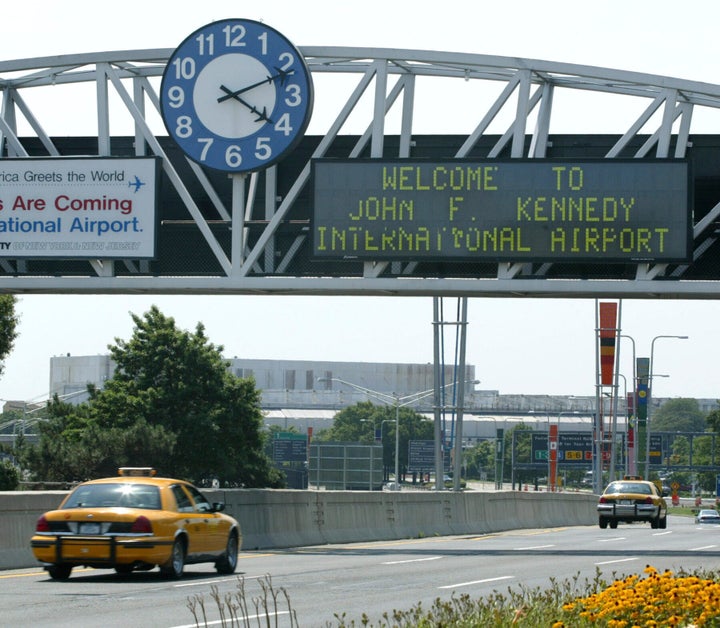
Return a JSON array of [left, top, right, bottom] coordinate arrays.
[[667, 505, 697, 517], [187, 566, 720, 627], [186, 574, 299, 627]]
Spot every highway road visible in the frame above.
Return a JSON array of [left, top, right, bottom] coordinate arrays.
[[2, 515, 719, 627]]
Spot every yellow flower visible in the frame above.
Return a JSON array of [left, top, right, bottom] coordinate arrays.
[[560, 565, 720, 627]]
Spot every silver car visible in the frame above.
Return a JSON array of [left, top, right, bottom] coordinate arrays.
[[695, 509, 720, 524]]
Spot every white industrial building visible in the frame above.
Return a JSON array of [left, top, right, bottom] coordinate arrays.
[[0, 353, 707, 453], [45, 353, 720, 441]]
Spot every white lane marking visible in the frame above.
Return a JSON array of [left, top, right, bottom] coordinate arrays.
[[596, 537, 626, 542], [174, 574, 265, 588], [595, 557, 638, 566], [170, 611, 290, 628], [439, 575, 514, 589], [690, 544, 718, 551], [382, 556, 443, 565], [653, 531, 673, 536], [513, 544, 555, 550]]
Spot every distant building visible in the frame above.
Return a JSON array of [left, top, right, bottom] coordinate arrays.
[[44, 354, 717, 441], [50, 355, 475, 402], [49, 354, 114, 402]]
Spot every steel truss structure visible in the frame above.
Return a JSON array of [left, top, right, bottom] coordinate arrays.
[[1, 47, 720, 297]]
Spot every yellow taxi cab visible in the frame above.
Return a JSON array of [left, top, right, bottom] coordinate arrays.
[[597, 475, 668, 530], [30, 467, 241, 580]]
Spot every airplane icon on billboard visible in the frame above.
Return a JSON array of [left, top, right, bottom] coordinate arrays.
[[128, 176, 145, 193]]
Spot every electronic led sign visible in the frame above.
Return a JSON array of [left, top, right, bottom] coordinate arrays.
[[312, 160, 691, 262]]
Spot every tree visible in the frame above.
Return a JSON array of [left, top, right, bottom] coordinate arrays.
[[22, 306, 282, 487], [463, 439, 495, 479], [705, 406, 720, 433], [508, 423, 534, 485], [0, 294, 19, 377], [0, 459, 19, 490], [651, 398, 706, 433]]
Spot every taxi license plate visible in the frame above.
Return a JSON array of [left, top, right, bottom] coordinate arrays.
[[79, 522, 101, 534], [619, 500, 633, 505]]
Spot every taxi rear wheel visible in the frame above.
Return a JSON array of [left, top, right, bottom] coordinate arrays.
[[216, 532, 239, 574], [160, 539, 186, 579], [48, 564, 72, 580], [115, 564, 134, 575]]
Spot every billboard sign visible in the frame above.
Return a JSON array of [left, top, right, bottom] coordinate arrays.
[[532, 432, 595, 464], [272, 432, 308, 462], [0, 157, 159, 258], [408, 440, 435, 470], [313, 159, 691, 262]]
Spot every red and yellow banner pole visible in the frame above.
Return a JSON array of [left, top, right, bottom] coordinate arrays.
[[548, 423, 558, 491], [596, 302, 618, 486]]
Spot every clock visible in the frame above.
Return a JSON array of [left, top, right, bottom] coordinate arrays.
[[160, 19, 313, 173]]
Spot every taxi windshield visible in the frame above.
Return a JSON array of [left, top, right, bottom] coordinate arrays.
[[62, 483, 161, 510]]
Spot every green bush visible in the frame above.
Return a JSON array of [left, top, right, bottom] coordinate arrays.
[[0, 459, 19, 490]]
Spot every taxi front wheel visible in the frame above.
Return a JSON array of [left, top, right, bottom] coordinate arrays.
[[216, 533, 239, 574], [160, 539, 186, 579]]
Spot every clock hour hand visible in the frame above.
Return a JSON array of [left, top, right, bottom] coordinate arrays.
[[217, 67, 295, 103], [218, 85, 274, 123]]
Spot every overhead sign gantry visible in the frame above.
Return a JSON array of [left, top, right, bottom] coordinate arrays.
[[0, 45, 719, 297]]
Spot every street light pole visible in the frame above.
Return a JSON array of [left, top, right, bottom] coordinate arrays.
[[619, 335, 637, 474], [615, 372, 628, 476], [394, 398, 400, 490], [645, 335, 688, 479], [378, 418, 395, 482]]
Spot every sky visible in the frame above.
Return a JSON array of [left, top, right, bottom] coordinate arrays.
[[0, 0, 718, 403]]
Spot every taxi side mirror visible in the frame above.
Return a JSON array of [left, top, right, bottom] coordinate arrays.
[[212, 502, 226, 513]]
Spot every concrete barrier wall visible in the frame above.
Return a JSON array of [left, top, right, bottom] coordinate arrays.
[[214, 490, 597, 551], [0, 489, 597, 570]]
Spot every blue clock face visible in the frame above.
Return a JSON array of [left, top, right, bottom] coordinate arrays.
[[160, 19, 313, 173]]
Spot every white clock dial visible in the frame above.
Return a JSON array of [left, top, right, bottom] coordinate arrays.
[[193, 55, 276, 139]]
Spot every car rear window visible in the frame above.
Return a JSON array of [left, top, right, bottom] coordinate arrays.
[[62, 483, 161, 510], [606, 482, 652, 495]]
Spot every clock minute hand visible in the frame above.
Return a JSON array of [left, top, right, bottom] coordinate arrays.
[[218, 85, 274, 123], [217, 67, 295, 103]]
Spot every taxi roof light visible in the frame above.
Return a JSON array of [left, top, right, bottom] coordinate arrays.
[[118, 467, 157, 477]]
